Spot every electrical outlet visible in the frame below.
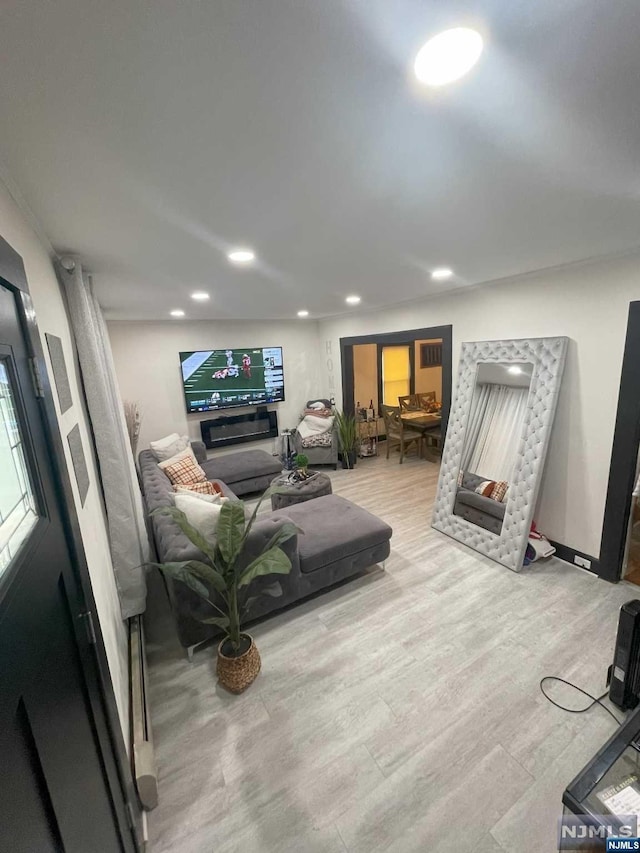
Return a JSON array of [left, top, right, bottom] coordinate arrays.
[[574, 555, 592, 570]]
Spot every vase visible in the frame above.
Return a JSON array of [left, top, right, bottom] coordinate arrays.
[[216, 633, 261, 694]]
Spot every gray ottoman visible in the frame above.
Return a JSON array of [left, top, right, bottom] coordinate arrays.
[[270, 472, 333, 510]]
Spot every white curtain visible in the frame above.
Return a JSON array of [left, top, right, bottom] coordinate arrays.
[[59, 260, 148, 618], [462, 383, 529, 482]]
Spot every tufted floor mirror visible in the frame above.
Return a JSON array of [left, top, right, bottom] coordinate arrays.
[[432, 336, 568, 571]]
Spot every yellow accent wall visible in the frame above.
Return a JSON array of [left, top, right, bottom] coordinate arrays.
[[353, 343, 378, 411], [414, 338, 443, 401]]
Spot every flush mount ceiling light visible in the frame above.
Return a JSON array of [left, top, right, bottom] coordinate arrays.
[[431, 267, 453, 281], [191, 291, 210, 301], [297, 310, 309, 317], [507, 366, 523, 375], [227, 248, 256, 265], [345, 295, 361, 305], [414, 28, 483, 87], [170, 309, 185, 318]]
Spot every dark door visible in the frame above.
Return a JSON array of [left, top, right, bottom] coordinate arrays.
[[0, 282, 132, 851]]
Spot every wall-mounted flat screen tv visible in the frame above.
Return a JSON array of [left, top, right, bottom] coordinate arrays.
[[180, 347, 285, 414]]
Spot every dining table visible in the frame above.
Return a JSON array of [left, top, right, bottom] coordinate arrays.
[[400, 410, 442, 459], [399, 410, 442, 431]]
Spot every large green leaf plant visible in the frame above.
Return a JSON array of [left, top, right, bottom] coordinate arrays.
[[152, 492, 300, 654]]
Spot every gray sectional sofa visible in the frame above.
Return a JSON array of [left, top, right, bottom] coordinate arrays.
[[453, 471, 506, 534], [190, 443, 281, 495], [139, 442, 392, 653]]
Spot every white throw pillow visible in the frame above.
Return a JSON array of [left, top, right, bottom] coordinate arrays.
[[174, 492, 223, 543], [157, 446, 198, 471], [150, 433, 191, 462]]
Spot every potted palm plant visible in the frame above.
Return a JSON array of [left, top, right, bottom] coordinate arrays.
[[335, 410, 358, 469], [152, 494, 299, 693]]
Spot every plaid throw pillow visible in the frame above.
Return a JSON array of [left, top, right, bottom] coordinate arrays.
[[162, 453, 207, 487], [491, 481, 509, 503], [474, 480, 496, 498]]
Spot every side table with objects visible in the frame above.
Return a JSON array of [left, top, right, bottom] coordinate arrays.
[[356, 415, 379, 458], [270, 471, 333, 510]]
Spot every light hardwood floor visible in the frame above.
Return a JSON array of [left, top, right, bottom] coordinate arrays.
[[145, 451, 635, 853]]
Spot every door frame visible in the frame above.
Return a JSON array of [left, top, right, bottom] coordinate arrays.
[[598, 301, 640, 582], [340, 325, 453, 436], [0, 235, 141, 850]]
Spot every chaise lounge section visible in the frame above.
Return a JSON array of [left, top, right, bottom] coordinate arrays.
[[190, 441, 281, 495], [139, 442, 392, 653]]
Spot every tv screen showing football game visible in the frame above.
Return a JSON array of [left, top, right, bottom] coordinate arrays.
[[179, 347, 285, 414]]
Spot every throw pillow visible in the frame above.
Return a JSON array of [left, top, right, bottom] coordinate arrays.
[[159, 448, 207, 486], [174, 492, 223, 543], [174, 482, 227, 499], [491, 481, 509, 503], [174, 483, 219, 499], [150, 433, 191, 462], [457, 469, 464, 487], [474, 480, 496, 498]]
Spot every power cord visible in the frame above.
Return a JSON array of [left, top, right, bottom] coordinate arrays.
[[539, 676, 624, 727]]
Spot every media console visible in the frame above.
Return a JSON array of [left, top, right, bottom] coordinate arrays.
[[199, 408, 278, 449]]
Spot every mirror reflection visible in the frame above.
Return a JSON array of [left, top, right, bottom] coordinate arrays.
[[454, 362, 533, 534]]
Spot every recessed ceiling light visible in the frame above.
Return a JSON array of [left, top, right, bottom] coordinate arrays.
[[227, 248, 256, 265], [297, 310, 309, 318], [191, 291, 210, 301], [414, 28, 483, 87], [507, 366, 523, 375], [345, 295, 361, 305], [170, 309, 185, 318], [431, 267, 453, 280]]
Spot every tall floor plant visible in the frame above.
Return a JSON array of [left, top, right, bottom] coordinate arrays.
[[153, 491, 299, 669], [335, 410, 358, 469]]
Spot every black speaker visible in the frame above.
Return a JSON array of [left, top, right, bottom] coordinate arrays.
[[609, 600, 640, 710]]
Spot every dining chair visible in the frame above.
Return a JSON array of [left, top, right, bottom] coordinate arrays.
[[381, 404, 423, 463], [422, 426, 443, 461], [417, 391, 436, 409], [398, 394, 420, 412]]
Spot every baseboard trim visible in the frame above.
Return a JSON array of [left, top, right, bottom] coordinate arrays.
[[550, 540, 601, 577]]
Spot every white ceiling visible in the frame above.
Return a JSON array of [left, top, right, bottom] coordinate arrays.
[[1, 0, 639, 321]]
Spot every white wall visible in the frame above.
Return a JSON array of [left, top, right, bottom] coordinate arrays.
[[107, 320, 322, 452], [319, 253, 640, 557], [0, 179, 129, 738]]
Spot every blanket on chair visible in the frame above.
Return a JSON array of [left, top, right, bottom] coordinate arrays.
[[297, 413, 335, 442]]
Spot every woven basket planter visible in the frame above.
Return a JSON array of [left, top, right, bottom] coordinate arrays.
[[217, 634, 261, 694]]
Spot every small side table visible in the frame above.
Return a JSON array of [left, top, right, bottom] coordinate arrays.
[[357, 417, 379, 458], [270, 472, 333, 510]]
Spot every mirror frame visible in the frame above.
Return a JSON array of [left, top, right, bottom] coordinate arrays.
[[432, 336, 568, 571]]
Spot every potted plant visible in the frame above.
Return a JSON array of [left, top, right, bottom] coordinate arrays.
[[295, 453, 309, 478], [152, 494, 299, 693], [335, 410, 358, 469]]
